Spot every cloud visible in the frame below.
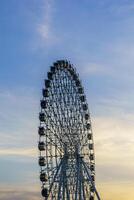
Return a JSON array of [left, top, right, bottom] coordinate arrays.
[[0, 185, 40, 200], [0, 148, 37, 157], [78, 62, 112, 76], [78, 41, 134, 81], [98, 182, 134, 200], [91, 115, 134, 199], [110, 2, 134, 15], [93, 116, 134, 156], [37, 0, 52, 40], [0, 192, 39, 200], [92, 116, 134, 185], [93, 91, 134, 118], [0, 87, 39, 153], [37, 0, 58, 45]]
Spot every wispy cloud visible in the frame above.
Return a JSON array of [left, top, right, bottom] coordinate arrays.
[[0, 192, 39, 200], [98, 182, 134, 200], [0, 148, 37, 157], [0, 185, 40, 200], [37, 0, 58, 45], [92, 115, 134, 199], [78, 62, 113, 76], [0, 88, 38, 150], [78, 40, 134, 80], [92, 116, 134, 181], [38, 0, 52, 40], [110, 2, 134, 15]]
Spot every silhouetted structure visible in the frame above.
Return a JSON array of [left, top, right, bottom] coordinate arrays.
[[38, 60, 101, 200]]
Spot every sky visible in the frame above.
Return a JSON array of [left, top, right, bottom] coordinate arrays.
[[0, 0, 134, 199]]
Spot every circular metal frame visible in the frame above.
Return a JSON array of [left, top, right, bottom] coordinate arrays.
[[38, 60, 96, 200]]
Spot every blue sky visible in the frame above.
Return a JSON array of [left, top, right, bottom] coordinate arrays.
[[0, 0, 134, 199]]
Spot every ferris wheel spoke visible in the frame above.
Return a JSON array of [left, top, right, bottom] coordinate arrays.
[[48, 159, 63, 196], [51, 82, 71, 139], [43, 110, 65, 147], [51, 83, 74, 145]]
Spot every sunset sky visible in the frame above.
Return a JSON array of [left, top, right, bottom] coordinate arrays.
[[0, 0, 134, 199]]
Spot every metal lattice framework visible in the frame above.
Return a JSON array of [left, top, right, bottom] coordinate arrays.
[[38, 60, 101, 200]]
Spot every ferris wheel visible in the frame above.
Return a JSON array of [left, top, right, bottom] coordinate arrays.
[[38, 60, 101, 200]]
